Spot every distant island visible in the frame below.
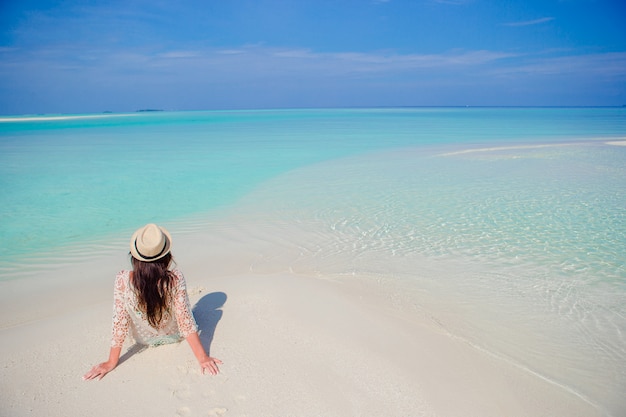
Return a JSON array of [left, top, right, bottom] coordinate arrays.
[[136, 109, 164, 112]]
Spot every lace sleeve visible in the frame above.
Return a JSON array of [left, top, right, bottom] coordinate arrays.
[[171, 269, 198, 338], [111, 271, 130, 348]]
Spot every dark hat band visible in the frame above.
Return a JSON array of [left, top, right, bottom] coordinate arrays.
[[134, 238, 168, 261]]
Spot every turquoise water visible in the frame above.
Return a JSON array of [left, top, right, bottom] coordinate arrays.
[[1, 107, 625, 413], [1, 108, 624, 265]]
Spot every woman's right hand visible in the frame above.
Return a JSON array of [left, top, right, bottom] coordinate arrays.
[[84, 347, 121, 380], [83, 360, 117, 381]]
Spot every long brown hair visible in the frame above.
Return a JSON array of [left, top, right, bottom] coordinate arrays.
[[131, 253, 174, 328]]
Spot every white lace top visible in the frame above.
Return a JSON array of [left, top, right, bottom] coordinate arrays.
[[111, 269, 198, 348]]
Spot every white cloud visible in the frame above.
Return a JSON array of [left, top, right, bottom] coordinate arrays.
[[49, 45, 513, 81], [502, 17, 555, 27], [1, 43, 624, 112], [489, 52, 626, 78], [217, 49, 246, 55], [157, 51, 200, 59], [6, 43, 625, 84], [263, 47, 516, 73], [431, 0, 472, 5], [272, 49, 317, 59]]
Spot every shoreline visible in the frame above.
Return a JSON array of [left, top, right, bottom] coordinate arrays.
[[1, 137, 624, 273]]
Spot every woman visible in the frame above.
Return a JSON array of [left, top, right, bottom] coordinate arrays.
[[84, 223, 222, 380]]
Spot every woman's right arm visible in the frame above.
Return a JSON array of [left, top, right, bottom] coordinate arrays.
[[83, 346, 122, 380], [83, 272, 128, 381]]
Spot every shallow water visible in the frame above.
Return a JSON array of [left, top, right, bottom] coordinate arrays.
[[1, 108, 624, 266], [1, 108, 625, 414], [225, 142, 626, 414]]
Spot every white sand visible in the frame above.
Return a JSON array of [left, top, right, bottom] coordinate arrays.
[[0, 230, 607, 417]]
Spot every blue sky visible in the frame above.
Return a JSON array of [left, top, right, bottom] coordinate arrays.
[[0, 0, 625, 114]]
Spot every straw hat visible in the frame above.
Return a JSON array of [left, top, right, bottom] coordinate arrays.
[[130, 223, 172, 262]]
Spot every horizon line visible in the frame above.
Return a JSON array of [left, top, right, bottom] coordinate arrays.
[[2, 105, 625, 119]]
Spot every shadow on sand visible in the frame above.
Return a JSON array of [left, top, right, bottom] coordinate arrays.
[[193, 291, 227, 356]]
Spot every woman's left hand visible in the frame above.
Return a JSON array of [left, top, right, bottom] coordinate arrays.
[[199, 356, 222, 375]]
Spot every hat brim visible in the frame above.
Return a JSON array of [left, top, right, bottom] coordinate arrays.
[[130, 225, 172, 262]]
